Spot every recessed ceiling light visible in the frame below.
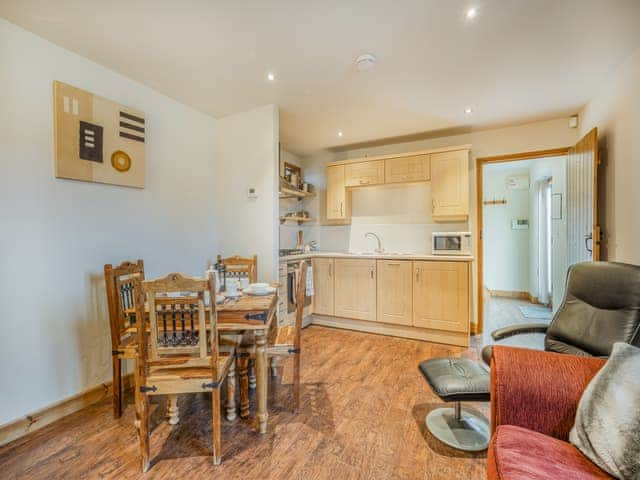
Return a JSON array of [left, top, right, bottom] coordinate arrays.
[[338, 131, 344, 137], [266, 72, 275, 81], [466, 7, 478, 20], [464, 107, 473, 114]]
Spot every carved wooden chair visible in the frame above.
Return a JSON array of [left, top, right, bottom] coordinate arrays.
[[218, 254, 258, 283], [133, 272, 235, 470], [104, 259, 145, 418], [238, 261, 306, 413]]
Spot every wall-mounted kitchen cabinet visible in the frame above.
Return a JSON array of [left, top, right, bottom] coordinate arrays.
[[312, 258, 334, 315], [325, 146, 470, 224], [344, 160, 385, 187], [333, 258, 377, 321], [326, 165, 351, 221], [385, 154, 430, 184], [430, 149, 469, 221]]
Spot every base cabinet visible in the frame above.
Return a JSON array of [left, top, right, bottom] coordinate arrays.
[[334, 259, 377, 321], [412, 261, 469, 333], [312, 258, 334, 315], [376, 260, 413, 325]]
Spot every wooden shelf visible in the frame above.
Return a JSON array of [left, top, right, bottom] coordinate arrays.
[[280, 216, 314, 225], [279, 186, 315, 200]]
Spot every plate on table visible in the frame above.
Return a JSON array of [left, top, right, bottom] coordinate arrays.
[[215, 294, 225, 304], [244, 285, 276, 296]]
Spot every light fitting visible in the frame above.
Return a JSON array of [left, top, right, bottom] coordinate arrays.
[[266, 72, 275, 81], [464, 107, 473, 114], [466, 7, 478, 20], [338, 131, 344, 137], [355, 53, 377, 72]]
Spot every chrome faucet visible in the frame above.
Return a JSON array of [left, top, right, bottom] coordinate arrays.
[[365, 232, 384, 253]]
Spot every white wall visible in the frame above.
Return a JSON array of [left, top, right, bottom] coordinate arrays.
[[482, 166, 530, 292], [0, 19, 219, 425], [579, 47, 640, 264], [214, 105, 279, 281]]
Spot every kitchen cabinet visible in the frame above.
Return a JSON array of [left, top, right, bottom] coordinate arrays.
[[413, 261, 469, 333], [430, 150, 469, 220], [344, 160, 385, 187], [385, 154, 430, 184], [334, 259, 377, 321], [376, 260, 413, 326], [326, 165, 350, 220], [312, 258, 334, 315]]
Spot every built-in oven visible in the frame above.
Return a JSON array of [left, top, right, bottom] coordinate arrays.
[[287, 259, 312, 313], [432, 232, 472, 255]]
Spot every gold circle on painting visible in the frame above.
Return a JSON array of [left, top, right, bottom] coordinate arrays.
[[111, 150, 132, 172]]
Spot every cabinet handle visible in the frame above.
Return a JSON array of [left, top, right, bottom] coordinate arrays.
[[387, 262, 401, 266], [340, 201, 343, 216], [329, 263, 332, 277], [415, 267, 420, 282], [370, 269, 374, 279], [359, 179, 370, 185]]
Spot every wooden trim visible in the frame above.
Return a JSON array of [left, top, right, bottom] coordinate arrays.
[[476, 147, 570, 165], [0, 374, 134, 447], [476, 147, 570, 334], [311, 315, 469, 347], [327, 144, 471, 166], [487, 289, 530, 300]]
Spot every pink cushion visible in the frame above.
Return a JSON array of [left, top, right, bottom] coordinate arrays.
[[488, 425, 612, 480]]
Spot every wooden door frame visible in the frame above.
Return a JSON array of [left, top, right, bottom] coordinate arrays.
[[475, 147, 570, 334]]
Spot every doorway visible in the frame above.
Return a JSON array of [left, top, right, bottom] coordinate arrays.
[[476, 129, 600, 334]]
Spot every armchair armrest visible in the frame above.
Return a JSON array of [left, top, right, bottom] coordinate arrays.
[[491, 323, 549, 341], [490, 346, 605, 441]]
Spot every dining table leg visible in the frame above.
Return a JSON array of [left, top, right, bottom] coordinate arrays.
[[255, 329, 268, 434], [166, 394, 179, 425]]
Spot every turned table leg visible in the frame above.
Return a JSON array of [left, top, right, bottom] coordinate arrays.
[[225, 358, 237, 421], [166, 394, 180, 425], [238, 354, 250, 419], [249, 360, 257, 390], [255, 329, 268, 434]]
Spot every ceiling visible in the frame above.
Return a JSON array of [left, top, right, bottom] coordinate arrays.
[[2, 1, 640, 156]]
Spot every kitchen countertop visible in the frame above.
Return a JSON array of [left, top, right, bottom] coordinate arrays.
[[279, 251, 474, 263]]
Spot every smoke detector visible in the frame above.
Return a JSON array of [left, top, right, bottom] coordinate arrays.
[[355, 53, 377, 72]]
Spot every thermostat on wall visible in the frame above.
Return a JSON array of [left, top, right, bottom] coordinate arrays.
[[247, 187, 258, 199], [511, 218, 529, 230]]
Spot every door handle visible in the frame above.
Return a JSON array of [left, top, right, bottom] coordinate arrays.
[[584, 233, 593, 254]]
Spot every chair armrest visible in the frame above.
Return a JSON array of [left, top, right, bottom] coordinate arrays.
[[491, 323, 549, 341], [490, 346, 605, 441]]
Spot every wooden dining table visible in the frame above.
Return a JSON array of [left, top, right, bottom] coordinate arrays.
[[126, 291, 278, 434]]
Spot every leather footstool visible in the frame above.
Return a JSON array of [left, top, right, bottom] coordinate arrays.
[[419, 358, 490, 451]]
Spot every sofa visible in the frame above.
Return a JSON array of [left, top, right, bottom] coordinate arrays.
[[487, 346, 612, 480]]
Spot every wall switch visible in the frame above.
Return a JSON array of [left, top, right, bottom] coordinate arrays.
[[247, 187, 258, 199]]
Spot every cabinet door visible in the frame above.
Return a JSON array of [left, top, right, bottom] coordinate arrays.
[[413, 261, 469, 333], [327, 165, 348, 220], [345, 160, 385, 187], [431, 150, 469, 219], [334, 259, 377, 321], [312, 258, 334, 315], [385, 154, 430, 184], [376, 260, 413, 325]]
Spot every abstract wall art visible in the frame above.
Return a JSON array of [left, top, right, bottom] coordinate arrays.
[[53, 81, 145, 188]]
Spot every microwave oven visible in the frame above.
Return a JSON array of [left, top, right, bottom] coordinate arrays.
[[432, 232, 472, 255]]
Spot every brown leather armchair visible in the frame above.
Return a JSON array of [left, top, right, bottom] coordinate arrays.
[[488, 346, 611, 479]]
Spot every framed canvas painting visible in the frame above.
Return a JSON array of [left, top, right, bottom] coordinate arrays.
[[53, 81, 145, 188]]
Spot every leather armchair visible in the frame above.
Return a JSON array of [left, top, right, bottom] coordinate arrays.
[[487, 346, 611, 480], [482, 261, 640, 365]]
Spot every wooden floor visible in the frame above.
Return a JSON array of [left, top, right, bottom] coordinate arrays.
[[0, 326, 489, 480]]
